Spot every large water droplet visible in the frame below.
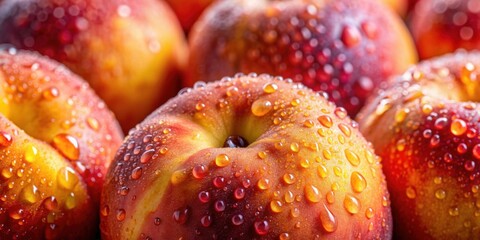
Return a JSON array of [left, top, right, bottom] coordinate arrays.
[[57, 167, 79, 189], [251, 99, 273, 116], [351, 171, 367, 193], [344, 194, 361, 214], [319, 203, 337, 233], [52, 134, 80, 161], [254, 220, 269, 235]]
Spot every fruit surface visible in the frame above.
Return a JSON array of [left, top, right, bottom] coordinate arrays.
[[357, 51, 480, 239], [0, 48, 123, 239], [186, 0, 417, 118], [410, 0, 480, 59], [101, 74, 392, 239], [164, 0, 216, 32], [0, 0, 187, 132]]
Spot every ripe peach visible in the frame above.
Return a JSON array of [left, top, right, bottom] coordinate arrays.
[[101, 74, 392, 239], [357, 51, 480, 239], [0, 0, 187, 132], [164, 0, 216, 33], [410, 0, 480, 59], [186, 0, 417, 118], [0, 48, 123, 238]]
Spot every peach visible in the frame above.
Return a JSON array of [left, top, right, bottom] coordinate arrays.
[[0, 48, 123, 238], [0, 0, 187, 132], [101, 74, 392, 239], [410, 0, 480, 59], [357, 51, 480, 239], [186, 0, 417, 118]]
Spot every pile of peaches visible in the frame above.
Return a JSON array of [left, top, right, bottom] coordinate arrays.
[[1, 0, 480, 239]]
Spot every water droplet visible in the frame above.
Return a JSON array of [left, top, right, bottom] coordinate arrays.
[[473, 144, 480, 160], [42, 87, 59, 100], [195, 102, 205, 111], [254, 220, 269, 235], [305, 184, 321, 203], [279, 233, 290, 240], [198, 191, 210, 203], [86, 117, 99, 131], [283, 173, 296, 185], [285, 190, 295, 203], [435, 189, 446, 199], [375, 99, 392, 116], [465, 160, 476, 171], [304, 119, 315, 128], [154, 217, 161, 226], [290, 142, 300, 152], [57, 167, 79, 189], [406, 186, 416, 199], [319, 204, 337, 233], [257, 178, 270, 190], [252, 99, 273, 116], [131, 167, 143, 180], [24, 144, 38, 163], [192, 164, 208, 179], [234, 188, 245, 200], [9, 208, 24, 220], [334, 107, 348, 119], [215, 154, 230, 167], [434, 117, 448, 130], [326, 191, 335, 204], [173, 207, 190, 224], [270, 200, 283, 213], [65, 192, 76, 209], [338, 123, 351, 137], [214, 200, 225, 212], [44, 196, 58, 211], [317, 165, 328, 178], [395, 108, 410, 123], [341, 25, 361, 48], [396, 139, 406, 152], [231, 214, 244, 225], [344, 194, 361, 214], [201, 215, 212, 227], [0, 131, 13, 147], [52, 134, 80, 161], [257, 151, 267, 159], [116, 209, 126, 221], [213, 176, 226, 188], [318, 115, 333, 128], [1, 167, 12, 179], [365, 207, 374, 219], [140, 149, 155, 164], [263, 83, 278, 93], [345, 149, 360, 166], [351, 171, 367, 193], [451, 119, 467, 136], [20, 183, 39, 204]]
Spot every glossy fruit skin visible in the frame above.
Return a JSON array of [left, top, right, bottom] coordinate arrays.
[[357, 51, 480, 239], [0, 0, 187, 132], [164, 0, 216, 32], [0, 48, 123, 239], [410, 0, 480, 60], [101, 74, 392, 239], [186, 0, 417, 118]]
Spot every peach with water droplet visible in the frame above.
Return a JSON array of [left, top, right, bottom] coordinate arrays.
[[410, 0, 480, 59], [357, 51, 480, 239], [0, 48, 123, 239], [186, 0, 417, 118], [0, 0, 187, 132], [101, 74, 392, 239]]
